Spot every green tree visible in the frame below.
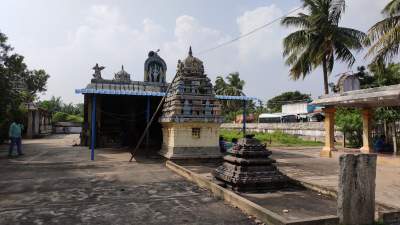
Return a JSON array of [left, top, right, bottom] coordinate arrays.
[[368, 61, 400, 86], [214, 72, 246, 120], [0, 31, 49, 142], [214, 72, 245, 96], [281, 0, 366, 94], [335, 108, 363, 147], [38, 96, 63, 113], [266, 91, 311, 113], [366, 0, 400, 63], [39, 96, 84, 122], [354, 62, 400, 88]]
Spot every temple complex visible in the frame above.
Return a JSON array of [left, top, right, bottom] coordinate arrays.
[[159, 47, 223, 159], [76, 48, 255, 159]]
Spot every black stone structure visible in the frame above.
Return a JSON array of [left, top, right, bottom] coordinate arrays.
[[214, 134, 288, 192]]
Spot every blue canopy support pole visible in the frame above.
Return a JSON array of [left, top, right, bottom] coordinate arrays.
[[145, 96, 151, 148], [243, 100, 246, 137], [90, 94, 97, 161]]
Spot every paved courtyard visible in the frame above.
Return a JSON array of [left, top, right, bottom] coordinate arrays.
[[0, 135, 256, 225], [271, 147, 400, 209]]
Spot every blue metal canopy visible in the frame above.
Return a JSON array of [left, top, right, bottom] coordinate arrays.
[[75, 88, 258, 101]]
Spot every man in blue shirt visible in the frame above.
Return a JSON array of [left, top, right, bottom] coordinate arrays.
[[374, 135, 386, 153], [8, 121, 24, 157]]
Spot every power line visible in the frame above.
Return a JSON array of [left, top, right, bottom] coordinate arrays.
[[197, 6, 303, 55]]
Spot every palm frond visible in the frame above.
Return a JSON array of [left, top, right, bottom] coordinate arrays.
[[383, 0, 400, 16], [368, 24, 400, 63], [329, 0, 346, 24], [282, 30, 310, 56], [366, 15, 400, 62], [335, 27, 367, 50], [334, 42, 356, 67], [287, 49, 313, 80], [281, 15, 311, 28]]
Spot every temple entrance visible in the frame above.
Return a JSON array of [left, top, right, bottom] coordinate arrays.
[[97, 95, 163, 151]]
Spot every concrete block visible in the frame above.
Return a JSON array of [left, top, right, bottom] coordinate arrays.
[[338, 154, 377, 225]]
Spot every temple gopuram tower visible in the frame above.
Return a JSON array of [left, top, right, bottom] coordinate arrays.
[[159, 47, 223, 159]]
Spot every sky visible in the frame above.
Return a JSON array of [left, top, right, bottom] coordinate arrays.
[[0, 0, 390, 104]]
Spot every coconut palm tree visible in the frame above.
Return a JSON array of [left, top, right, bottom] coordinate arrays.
[[225, 72, 245, 96], [214, 72, 246, 116], [214, 72, 245, 96], [281, 0, 366, 94], [214, 76, 228, 95], [366, 0, 400, 63]]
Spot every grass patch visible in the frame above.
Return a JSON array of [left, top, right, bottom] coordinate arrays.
[[220, 129, 323, 147]]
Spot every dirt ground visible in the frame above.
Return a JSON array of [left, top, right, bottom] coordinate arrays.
[[0, 135, 256, 225]]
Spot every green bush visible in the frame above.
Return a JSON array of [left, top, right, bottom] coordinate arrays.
[[66, 114, 83, 123], [52, 112, 69, 123], [52, 112, 83, 123], [219, 129, 323, 147]]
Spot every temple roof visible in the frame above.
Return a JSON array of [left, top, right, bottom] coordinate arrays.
[[312, 84, 400, 108], [181, 46, 204, 75], [75, 87, 257, 100]]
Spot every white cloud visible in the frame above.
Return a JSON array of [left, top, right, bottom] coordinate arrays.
[[236, 5, 284, 62], [29, 5, 170, 102], [12, 1, 391, 104], [342, 0, 390, 31], [162, 15, 235, 80]]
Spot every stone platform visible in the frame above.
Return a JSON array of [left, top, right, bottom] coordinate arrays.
[[170, 161, 339, 225]]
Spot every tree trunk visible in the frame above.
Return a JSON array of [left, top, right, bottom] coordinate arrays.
[[322, 57, 329, 95]]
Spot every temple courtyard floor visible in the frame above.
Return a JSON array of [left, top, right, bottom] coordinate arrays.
[[270, 147, 400, 209], [1, 135, 399, 225], [0, 135, 256, 225]]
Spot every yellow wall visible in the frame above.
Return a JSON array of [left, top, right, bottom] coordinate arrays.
[[162, 122, 220, 148]]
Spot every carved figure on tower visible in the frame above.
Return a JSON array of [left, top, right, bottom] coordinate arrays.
[[92, 63, 105, 80], [144, 50, 167, 83]]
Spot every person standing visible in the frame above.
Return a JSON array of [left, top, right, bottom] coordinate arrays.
[[219, 136, 227, 154], [8, 121, 24, 157]]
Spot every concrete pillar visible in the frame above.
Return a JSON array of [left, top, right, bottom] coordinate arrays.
[[361, 108, 373, 153], [87, 95, 92, 148], [27, 111, 33, 138], [338, 154, 377, 225], [321, 107, 336, 157]]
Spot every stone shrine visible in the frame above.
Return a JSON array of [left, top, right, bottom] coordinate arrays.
[[144, 50, 167, 83], [337, 73, 360, 93], [159, 47, 223, 159], [79, 52, 168, 148], [214, 134, 288, 192], [114, 65, 131, 83]]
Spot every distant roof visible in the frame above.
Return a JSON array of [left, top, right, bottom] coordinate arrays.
[[75, 88, 257, 101], [312, 84, 400, 108], [258, 113, 283, 118]]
